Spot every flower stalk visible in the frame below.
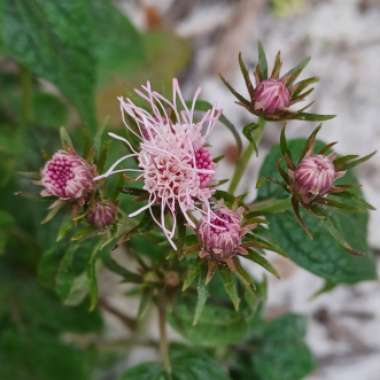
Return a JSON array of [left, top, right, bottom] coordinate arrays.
[[228, 117, 266, 194]]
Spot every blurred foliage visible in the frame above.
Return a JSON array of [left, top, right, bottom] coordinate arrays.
[[271, 0, 305, 17], [231, 313, 315, 380]]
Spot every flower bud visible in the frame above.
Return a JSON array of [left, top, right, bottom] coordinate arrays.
[[87, 201, 117, 229], [254, 79, 290, 114], [198, 207, 244, 261], [294, 154, 336, 198], [41, 150, 94, 200]]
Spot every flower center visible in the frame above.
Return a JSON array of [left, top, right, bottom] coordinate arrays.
[[194, 147, 214, 187], [46, 157, 75, 191]]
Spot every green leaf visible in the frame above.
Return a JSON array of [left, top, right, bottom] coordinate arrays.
[[170, 345, 231, 380], [245, 251, 280, 279], [257, 139, 377, 284], [0, 329, 91, 380], [168, 296, 250, 347], [182, 261, 202, 291], [3, 0, 97, 130], [32, 92, 68, 128], [118, 362, 166, 380], [220, 267, 241, 311], [0, 210, 15, 254], [282, 57, 310, 86], [291, 111, 336, 122], [193, 278, 208, 326], [118, 346, 231, 380], [252, 314, 315, 380], [220, 75, 251, 107], [102, 250, 141, 283], [91, 0, 144, 81], [233, 314, 315, 380], [257, 41, 268, 80], [239, 52, 255, 98], [1, 261, 103, 333]]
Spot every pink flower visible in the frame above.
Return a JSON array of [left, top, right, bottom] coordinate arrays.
[[294, 154, 338, 201], [41, 150, 94, 200], [95, 79, 221, 249], [198, 206, 248, 262], [254, 79, 290, 114], [87, 201, 117, 229]]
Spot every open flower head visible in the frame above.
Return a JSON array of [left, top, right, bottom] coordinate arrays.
[[41, 150, 94, 200], [96, 79, 221, 249]]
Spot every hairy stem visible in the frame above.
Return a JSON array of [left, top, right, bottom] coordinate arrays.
[[158, 299, 172, 376], [228, 117, 266, 194]]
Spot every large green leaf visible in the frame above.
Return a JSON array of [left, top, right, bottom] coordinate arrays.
[[118, 345, 230, 380], [0, 329, 91, 380], [3, 0, 96, 129], [232, 314, 315, 380], [91, 0, 144, 82], [257, 139, 377, 284], [118, 363, 165, 380], [168, 296, 250, 347], [0, 261, 102, 333]]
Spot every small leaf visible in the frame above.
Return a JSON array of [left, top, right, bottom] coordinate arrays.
[[169, 296, 250, 347], [309, 280, 336, 300], [282, 56, 311, 86], [59, 127, 74, 151], [219, 75, 251, 107], [246, 250, 280, 279], [300, 124, 322, 160], [193, 278, 208, 326], [292, 111, 336, 122], [338, 151, 376, 171], [102, 251, 141, 283], [249, 198, 291, 215], [41, 200, 65, 224], [220, 268, 240, 311], [257, 41, 268, 80], [271, 51, 282, 79], [182, 262, 201, 291], [292, 76, 319, 97], [280, 125, 295, 169], [137, 288, 153, 319], [239, 52, 255, 99]]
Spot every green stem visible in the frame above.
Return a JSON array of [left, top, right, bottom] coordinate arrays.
[[158, 299, 172, 376], [20, 66, 33, 129], [228, 118, 266, 194]]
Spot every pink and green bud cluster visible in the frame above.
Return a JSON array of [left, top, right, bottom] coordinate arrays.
[[198, 206, 248, 262], [221, 43, 335, 122], [278, 125, 375, 237], [87, 201, 118, 230]]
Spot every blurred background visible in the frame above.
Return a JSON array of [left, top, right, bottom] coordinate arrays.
[[0, 0, 379, 379]]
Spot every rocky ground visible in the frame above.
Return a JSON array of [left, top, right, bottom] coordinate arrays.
[[109, 1, 380, 378]]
